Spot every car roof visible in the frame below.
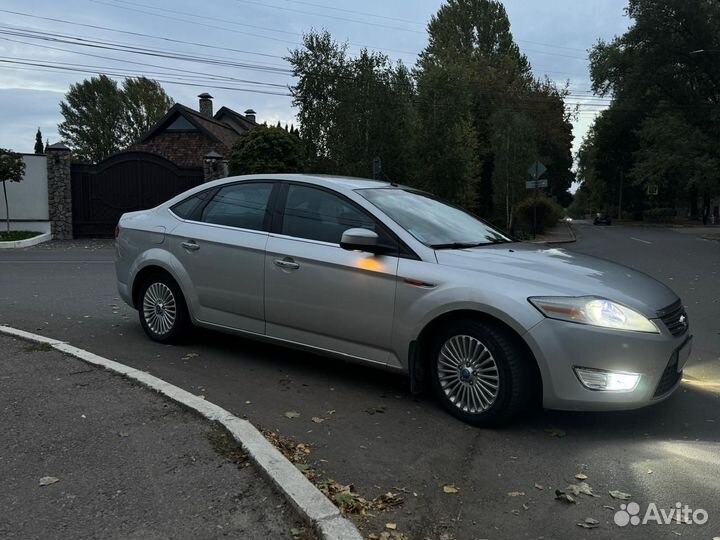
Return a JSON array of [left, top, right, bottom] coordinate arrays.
[[203, 173, 396, 193]]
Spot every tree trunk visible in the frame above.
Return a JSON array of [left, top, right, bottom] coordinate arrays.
[[3, 181, 9, 233]]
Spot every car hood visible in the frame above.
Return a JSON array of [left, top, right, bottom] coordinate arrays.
[[435, 243, 678, 317]]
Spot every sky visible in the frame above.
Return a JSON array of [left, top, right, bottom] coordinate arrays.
[[0, 0, 631, 167]]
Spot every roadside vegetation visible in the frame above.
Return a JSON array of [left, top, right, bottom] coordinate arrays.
[[575, 0, 720, 222]]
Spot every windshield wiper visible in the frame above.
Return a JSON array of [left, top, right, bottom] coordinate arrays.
[[431, 240, 512, 249]]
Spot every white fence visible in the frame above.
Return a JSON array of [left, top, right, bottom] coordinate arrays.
[[0, 154, 50, 233]]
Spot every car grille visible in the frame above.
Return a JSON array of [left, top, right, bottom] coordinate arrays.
[[657, 300, 688, 337], [653, 352, 682, 397]]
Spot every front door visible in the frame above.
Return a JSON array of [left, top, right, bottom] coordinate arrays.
[[170, 181, 275, 333], [264, 184, 399, 365]]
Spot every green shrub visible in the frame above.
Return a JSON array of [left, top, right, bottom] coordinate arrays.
[[643, 208, 675, 223], [514, 194, 564, 234]]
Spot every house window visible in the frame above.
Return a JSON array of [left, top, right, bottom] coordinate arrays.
[[166, 116, 197, 131]]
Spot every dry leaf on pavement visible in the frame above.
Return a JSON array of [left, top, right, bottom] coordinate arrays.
[[609, 490, 632, 500], [508, 491, 525, 497], [577, 518, 599, 529], [575, 473, 588, 481], [39, 476, 59, 486], [284, 411, 301, 419], [442, 485, 459, 494], [311, 417, 324, 423]]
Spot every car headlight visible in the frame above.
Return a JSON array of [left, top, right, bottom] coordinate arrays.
[[528, 296, 660, 334]]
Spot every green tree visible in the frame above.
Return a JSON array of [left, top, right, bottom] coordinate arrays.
[[228, 126, 305, 175], [59, 75, 125, 163], [584, 0, 720, 215], [287, 31, 349, 171], [0, 148, 26, 233], [59, 75, 173, 163], [121, 77, 174, 144], [34, 128, 44, 154]]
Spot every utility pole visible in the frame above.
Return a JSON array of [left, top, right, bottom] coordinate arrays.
[[505, 130, 510, 230], [618, 168, 624, 220]]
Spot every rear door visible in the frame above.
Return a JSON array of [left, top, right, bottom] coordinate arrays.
[[264, 183, 400, 364], [170, 181, 277, 333]]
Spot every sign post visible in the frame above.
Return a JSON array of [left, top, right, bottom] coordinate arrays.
[[527, 161, 547, 239]]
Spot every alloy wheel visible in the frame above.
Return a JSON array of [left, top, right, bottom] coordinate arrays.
[[437, 334, 500, 413], [142, 282, 177, 336]]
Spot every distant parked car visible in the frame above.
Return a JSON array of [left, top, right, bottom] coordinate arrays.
[[115, 174, 691, 426], [594, 213, 612, 225]]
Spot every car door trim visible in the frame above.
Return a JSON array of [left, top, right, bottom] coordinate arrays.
[[194, 318, 399, 370]]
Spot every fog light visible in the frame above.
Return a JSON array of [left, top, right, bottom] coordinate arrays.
[[574, 367, 640, 392]]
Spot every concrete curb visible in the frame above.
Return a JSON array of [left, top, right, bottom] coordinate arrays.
[[0, 325, 362, 540], [533, 221, 576, 245], [0, 232, 52, 249]]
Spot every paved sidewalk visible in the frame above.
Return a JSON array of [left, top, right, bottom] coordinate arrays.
[[530, 220, 576, 244], [0, 335, 311, 540]]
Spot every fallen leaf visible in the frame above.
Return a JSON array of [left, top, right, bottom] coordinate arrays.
[[555, 490, 576, 504], [385, 523, 397, 530], [118, 431, 129, 437], [443, 485, 459, 494], [534, 483, 545, 490], [575, 473, 588, 481], [647, 469, 653, 475], [577, 518, 599, 529], [546, 427, 567, 437], [366, 405, 387, 415], [284, 411, 301, 419], [522, 503, 530, 510], [609, 490, 632, 500], [312, 417, 325, 424], [507, 491, 525, 497], [245, 400, 251, 405], [39, 476, 59, 486]]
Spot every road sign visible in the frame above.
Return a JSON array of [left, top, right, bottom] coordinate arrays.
[[526, 179, 548, 189], [528, 161, 546, 180]]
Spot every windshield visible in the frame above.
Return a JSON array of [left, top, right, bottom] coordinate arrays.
[[359, 188, 512, 248]]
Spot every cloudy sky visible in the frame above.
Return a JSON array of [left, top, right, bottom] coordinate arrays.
[[0, 0, 630, 161]]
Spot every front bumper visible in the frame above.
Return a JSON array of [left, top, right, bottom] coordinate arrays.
[[525, 318, 691, 411]]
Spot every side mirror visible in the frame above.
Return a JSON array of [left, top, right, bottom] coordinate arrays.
[[340, 228, 379, 253]]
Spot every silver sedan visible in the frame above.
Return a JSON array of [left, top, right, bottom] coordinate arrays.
[[115, 174, 692, 426]]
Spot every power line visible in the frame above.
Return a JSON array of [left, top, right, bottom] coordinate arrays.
[[0, 57, 293, 96], [0, 9, 288, 62], [0, 36, 290, 89]]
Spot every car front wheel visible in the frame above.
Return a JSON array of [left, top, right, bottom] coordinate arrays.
[[429, 319, 533, 426], [138, 275, 189, 343]]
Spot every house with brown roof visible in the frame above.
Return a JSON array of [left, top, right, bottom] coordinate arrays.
[[132, 93, 258, 168]]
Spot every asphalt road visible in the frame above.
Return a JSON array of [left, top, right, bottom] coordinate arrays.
[[0, 334, 307, 540], [1, 226, 719, 540]]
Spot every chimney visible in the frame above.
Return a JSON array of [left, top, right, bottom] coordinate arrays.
[[244, 109, 257, 123], [198, 93, 214, 117]]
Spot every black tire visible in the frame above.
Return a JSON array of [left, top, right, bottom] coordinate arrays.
[[137, 273, 189, 344], [429, 319, 534, 427]]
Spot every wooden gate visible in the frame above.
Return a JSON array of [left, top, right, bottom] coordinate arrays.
[[71, 152, 203, 238]]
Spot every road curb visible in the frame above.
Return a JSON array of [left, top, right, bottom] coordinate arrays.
[[0, 232, 52, 249], [0, 325, 362, 540]]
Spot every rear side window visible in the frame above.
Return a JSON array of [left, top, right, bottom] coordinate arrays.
[[171, 189, 212, 220], [281, 185, 379, 244], [200, 183, 273, 231]]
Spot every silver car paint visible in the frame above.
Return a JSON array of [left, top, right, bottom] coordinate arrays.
[[116, 173, 688, 411]]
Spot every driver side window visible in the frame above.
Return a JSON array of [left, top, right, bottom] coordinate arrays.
[[281, 185, 380, 244]]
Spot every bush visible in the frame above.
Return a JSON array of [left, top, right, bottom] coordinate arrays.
[[514, 194, 564, 234], [643, 208, 675, 223], [228, 126, 304, 175]]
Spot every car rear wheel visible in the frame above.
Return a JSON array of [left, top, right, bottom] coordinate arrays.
[[429, 319, 533, 426], [138, 275, 189, 344]]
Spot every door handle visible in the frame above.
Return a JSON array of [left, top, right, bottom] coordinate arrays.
[[274, 257, 300, 270], [181, 240, 200, 251]]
